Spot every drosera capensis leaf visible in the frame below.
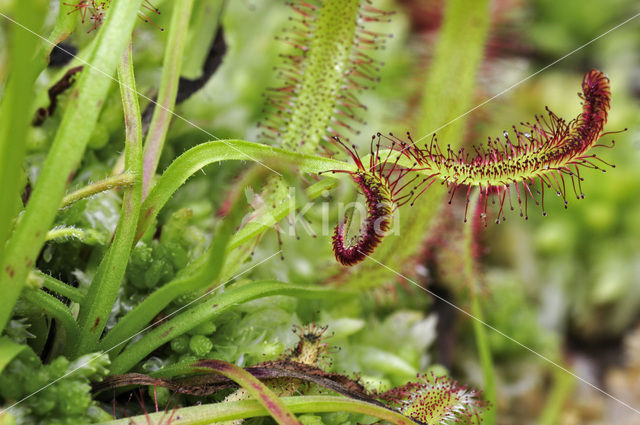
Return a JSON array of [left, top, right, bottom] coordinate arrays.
[[398, 69, 614, 222], [338, 0, 491, 283], [381, 372, 488, 425], [260, 0, 393, 153], [323, 69, 615, 266]]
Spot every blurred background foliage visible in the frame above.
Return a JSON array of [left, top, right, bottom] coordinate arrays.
[[1, 0, 640, 423]]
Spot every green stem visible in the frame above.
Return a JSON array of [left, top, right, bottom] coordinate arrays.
[[60, 173, 136, 209], [194, 359, 302, 425], [96, 395, 415, 425], [32, 270, 84, 304], [464, 190, 497, 425], [45, 226, 104, 245], [0, 0, 143, 336], [182, 0, 222, 78], [537, 365, 575, 425], [22, 289, 80, 350], [109, 280, 347, 374], [0, 0, 48, 277], [74, 41, 144, 356], [142, 0, 194, 197], [38, 0, 78, 59], [135, 140, 352, 242]]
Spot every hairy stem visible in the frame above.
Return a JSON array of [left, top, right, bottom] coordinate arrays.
[[74, 41, 143, 356], [45, 226, 103, 244], [32, 270, 84, 304], [60, 173, 136, 209], [22, 289, 80, 351]]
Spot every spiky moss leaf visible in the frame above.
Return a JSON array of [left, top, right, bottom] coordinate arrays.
[[278, 0, 360, 154], [0, 337, 26, 375]]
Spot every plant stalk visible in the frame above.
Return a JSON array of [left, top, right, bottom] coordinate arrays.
[[464, 189, 497, 424], [74, 40, 143, 356]]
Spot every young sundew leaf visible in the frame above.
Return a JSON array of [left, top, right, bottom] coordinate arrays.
[[260, 0, 392, 154], [334, 0, 490, 282], [381, 373, 488, 425], [325, 70, 615, 266]]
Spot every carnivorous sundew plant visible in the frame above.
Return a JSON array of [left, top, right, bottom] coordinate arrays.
[[1, 0, 638, 424], [325, 69, 614, 265]]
